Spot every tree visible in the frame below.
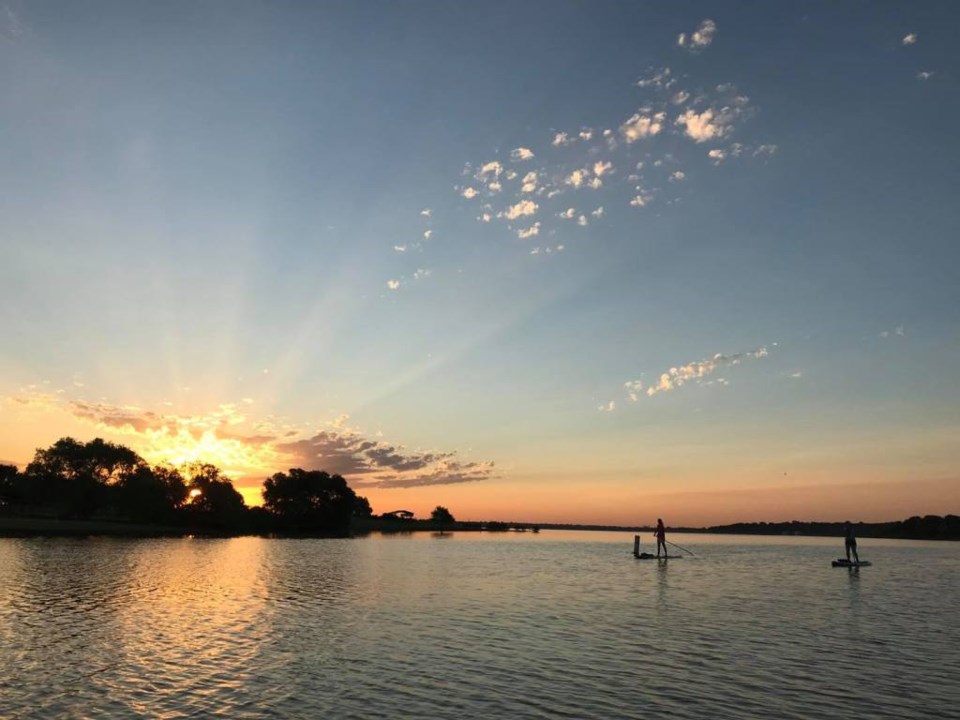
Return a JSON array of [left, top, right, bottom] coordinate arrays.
[[0, 464, 21, 509], [183, 463, 247, 530], [353, 495, 373, 518], [431, 505, 455, 524], [262, 468, 357, 535], [115, 465, 187, 524], [23, 437, 145, 518]]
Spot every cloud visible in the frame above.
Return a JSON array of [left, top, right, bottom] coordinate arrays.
[[511, 147, 535, 161], [789, 371, 804, 379], [591, 207, 604, 218], [598, 401, 616, 413], [593, 160, 613, 177], [627, 345, 770, 398], [902, 33, 917, 46], [577, 215, 588, 226], [676, 108, 733, 143], [678, 19, 717, 53], [672, 90, 691, 105], [504, 199, 538, 220], [520, 171, 538, 193], [708, 148, 726, 164], [559, 208, 576, 220], [393, 245, 406, 252], [517, 222, 541, 239], [8, 388, 498, 490], [461, 187, 479, 199], [423, 230, 432, 240], [413, 268, 431, 280], [420, 208, 431, 217], [669, 170, 686, 182], [630, 192, 653, 207], [387, 279, 401, 290], [879, 325, 905, 338], [566, 169, 586, 188], [552, 132, 572, 147], [477, 160, 503, 179], [620, 111, 665, 142], [636, 67, 674, 89], [917, 71, 935, 81]]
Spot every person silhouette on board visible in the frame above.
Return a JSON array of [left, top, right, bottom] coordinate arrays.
[[654, 518, 667, 558], [844, 521, 860, 564]]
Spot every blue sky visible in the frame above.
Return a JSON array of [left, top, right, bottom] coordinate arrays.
[[1, 1, 957, 523]]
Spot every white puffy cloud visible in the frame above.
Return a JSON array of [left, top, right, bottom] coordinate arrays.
[[588, 177, 602, 190], [917, 71, 935, 81], [902, 33, 917, 46], [598, 401, 616, 413], [566, 169, 586, 188], [478, 161, 503, 179], [577, 215, 588, 226], [708, 148, 726, 164], [394, 245, 407, 252], [593, 160, 613, 177], [517, 222, 541, 239], [423, 230, 433, 240], [630, 192, 653, 207], [552, 132, 572, 146], [511, 147, 535, 161], [672, 90, 691, 105], [488, 181, 502, 193], [504, 199, 538, 220], [675, 108, 730, 143], [387, 279, 401, 290], [461, 187, 479, 199], [420, 208, 431, 217], [559, 208, 576, 219], [592, 207, 604, 218], [678, 19, 717, 52], [521, 171, 538, 193], [579, 129, 594, 141], [670, 171, 686, 182], [620, 111, 665, 142]]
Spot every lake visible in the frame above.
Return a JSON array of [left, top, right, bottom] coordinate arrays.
[[1, 531, 957, 719]]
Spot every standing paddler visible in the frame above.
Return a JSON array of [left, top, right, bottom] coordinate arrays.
[[654, 518, 667, 558], [844, 521, 860, 564]]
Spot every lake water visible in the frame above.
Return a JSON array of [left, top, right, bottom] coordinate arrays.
[[1, 531, 957, 719]]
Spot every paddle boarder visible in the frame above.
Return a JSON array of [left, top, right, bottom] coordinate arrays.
[[844, 521, 860, 564], [654, 518, 667, 558]]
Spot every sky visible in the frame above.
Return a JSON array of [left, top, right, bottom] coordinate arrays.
[[1, 1, 958, 526]]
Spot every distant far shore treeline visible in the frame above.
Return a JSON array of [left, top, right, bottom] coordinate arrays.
[[700, 518, 960, 541]]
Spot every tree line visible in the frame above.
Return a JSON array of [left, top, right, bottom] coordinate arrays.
[[0, 437, 379, 536]]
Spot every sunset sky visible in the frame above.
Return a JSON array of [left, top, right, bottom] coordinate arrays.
[[1, 2, 957, 525]]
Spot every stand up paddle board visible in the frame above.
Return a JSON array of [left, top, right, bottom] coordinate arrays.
[[832, 558, 872, 567]]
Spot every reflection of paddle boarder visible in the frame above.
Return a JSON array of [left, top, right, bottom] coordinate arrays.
[[654, 518, 667, 558], [844, 521, 860, 564]]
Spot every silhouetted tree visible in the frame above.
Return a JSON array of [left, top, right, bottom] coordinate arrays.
[[431, 505, 455, 524], [23, 437, 145, 518], [183, 463, 247, 530], [0, 464, 21, 509], [353, 495, 373, 518], [116, 465, 187, 524], [262, 468, 357, 536]]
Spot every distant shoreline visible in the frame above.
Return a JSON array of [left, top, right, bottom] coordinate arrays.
[[1, 514, 957, 541]]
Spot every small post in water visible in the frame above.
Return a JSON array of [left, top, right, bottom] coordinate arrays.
[[633, 535, 641, 558]]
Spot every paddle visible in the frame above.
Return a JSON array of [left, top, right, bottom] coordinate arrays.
[[666, 539, 697, 557]]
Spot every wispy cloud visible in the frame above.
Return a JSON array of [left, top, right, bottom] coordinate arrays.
[[902, 33, 917, 46], [678, 19, 717, 53], [917, 71, 935, 81], [3, 390, 497, 490], [504, 199, 538, 220], [517, 222, 541, 239], [511, 147, 535, 161], [625, 345, 771, 399], [879, 325, 905, 338]]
